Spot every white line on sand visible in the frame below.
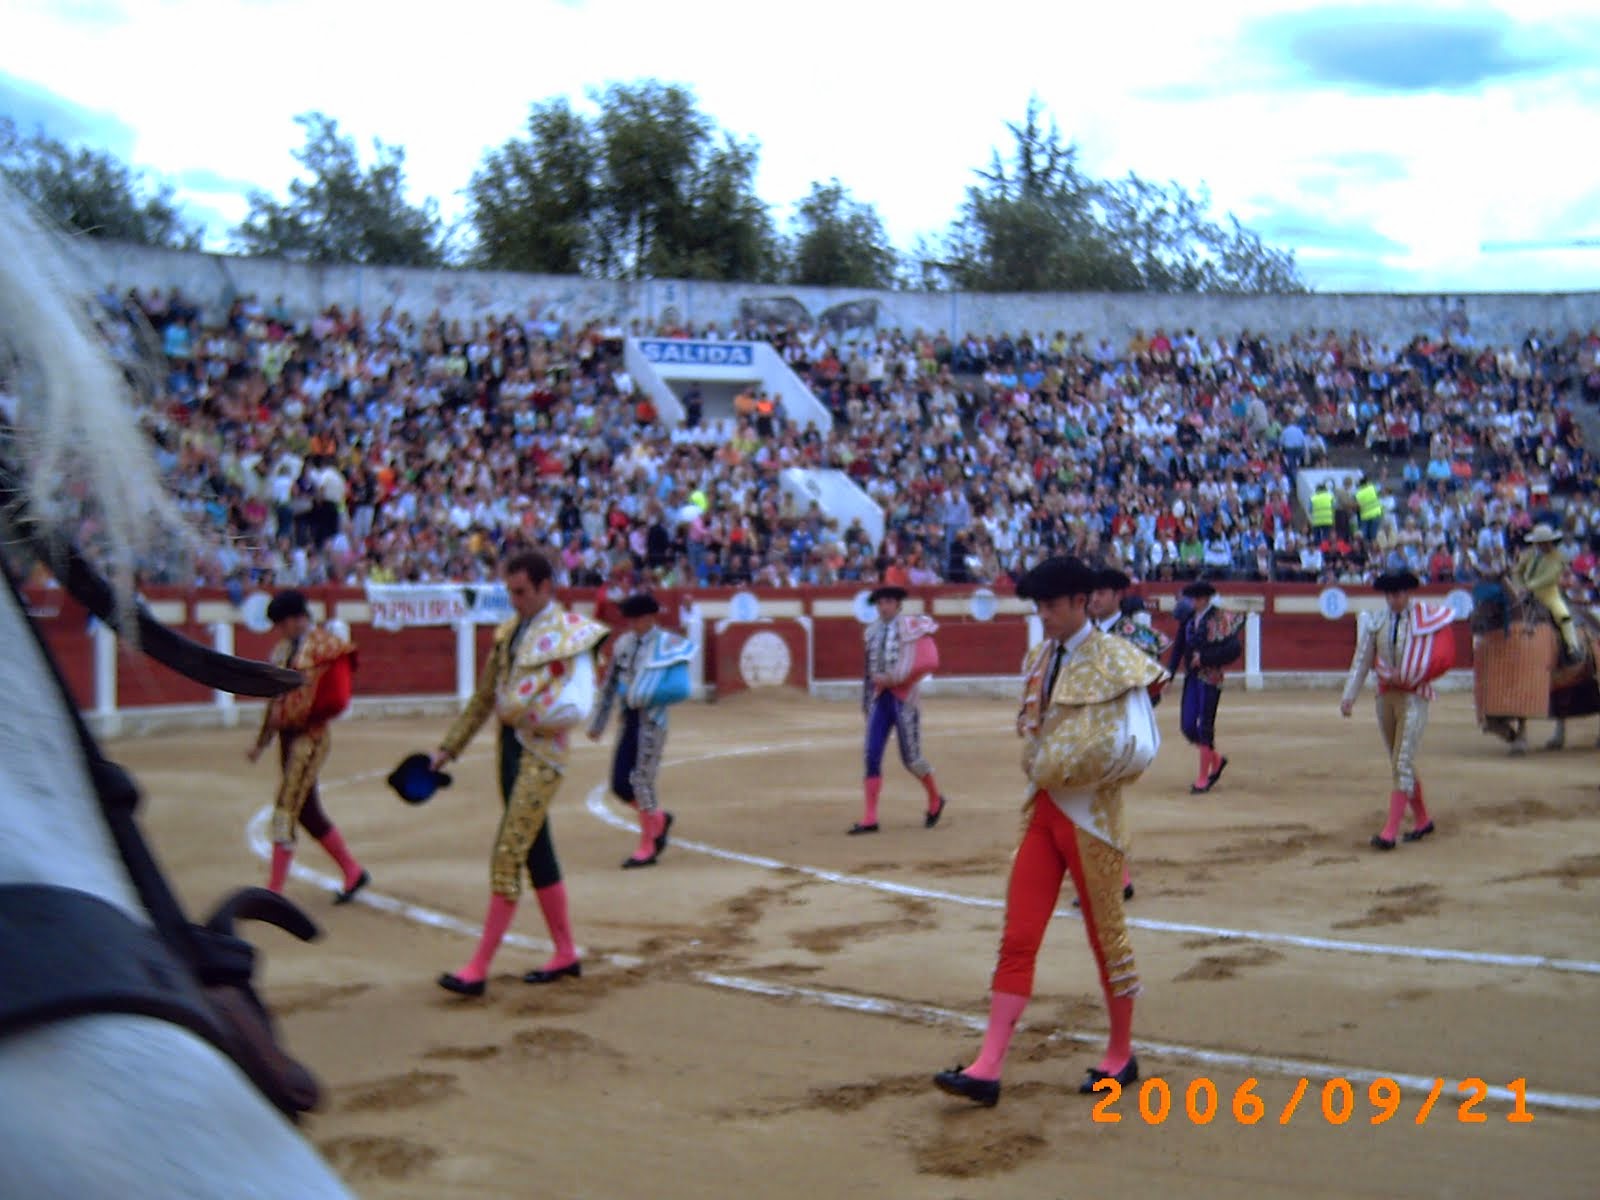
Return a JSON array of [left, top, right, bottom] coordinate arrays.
[[241, 807, 1600, 1115]]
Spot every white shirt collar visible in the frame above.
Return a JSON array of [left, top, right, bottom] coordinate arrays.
[[1057, 620, 1095, 658]]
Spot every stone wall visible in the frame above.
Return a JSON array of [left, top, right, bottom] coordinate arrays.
[[67, 236, 1599, 348]]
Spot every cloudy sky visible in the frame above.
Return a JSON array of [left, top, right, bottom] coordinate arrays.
[[4, 0, 1599, 293]]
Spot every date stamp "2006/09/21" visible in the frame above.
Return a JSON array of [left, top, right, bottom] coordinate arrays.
[[1089, 1077, 1537, 1126]]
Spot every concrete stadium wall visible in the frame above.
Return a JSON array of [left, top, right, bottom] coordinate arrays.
[[68, 237, 1598, 347]]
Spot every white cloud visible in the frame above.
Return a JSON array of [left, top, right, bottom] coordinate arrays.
[[3, 0, 1597, 291]]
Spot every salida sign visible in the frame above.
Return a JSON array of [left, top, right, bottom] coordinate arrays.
[[638, 339, 755, 367]]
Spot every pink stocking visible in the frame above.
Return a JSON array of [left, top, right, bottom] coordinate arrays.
[[267, 844, 293, 893], [965, 991, 1029, 1081], [455, 894, 517, 984], [1098, 993, 1135, 1075], [1379, 790, 1408, 843], [1409, 780, 1430, 827], [861, 776, 882, 826], [534, 882, 579, 972], [315, 826, 364, 890], [631, 808, 656, 861]]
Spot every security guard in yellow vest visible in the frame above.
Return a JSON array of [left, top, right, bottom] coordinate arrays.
[[1355, 477, 1383, 541], [1310, 483, 1335, 538]]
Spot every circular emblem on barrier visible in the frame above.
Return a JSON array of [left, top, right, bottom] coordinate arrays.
[[729, 591, 761, 623], [739, 630, 793, 689], [240, 591, 274, 634], [853, 590, 876, 625], [1445, 589, 1473, 621], [1318, 587, 1349, 620], [969, 588, 998, 623]]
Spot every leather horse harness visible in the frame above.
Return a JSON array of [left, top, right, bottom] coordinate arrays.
[[0, 461, 326, 1120]]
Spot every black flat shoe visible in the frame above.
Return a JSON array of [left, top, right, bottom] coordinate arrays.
[[621, 852, 658, 869], [925, 796, 947, 829], [437, 972, 485, 997], [1370, 834, 1396, 851], [1207, 756, 1230, 787], [933, 1067, 1000, 1107], [333, 870, 371, 905], [847, 822, 879, 835], [1079, 1056, 1139, 1094], [654, 811, 675, 855], [524, 961, 582, 984], [1402, 821, 1435, 843]]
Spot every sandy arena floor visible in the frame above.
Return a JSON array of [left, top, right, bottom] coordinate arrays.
[[116, 688, 1600, 1199]]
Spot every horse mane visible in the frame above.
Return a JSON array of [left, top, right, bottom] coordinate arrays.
[[0, 180, 195, 609]]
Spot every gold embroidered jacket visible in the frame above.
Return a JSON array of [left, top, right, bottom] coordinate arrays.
[[259, 625, 357, 741], [1018, 629, 1164, 851], [442, 601, 609, 766]]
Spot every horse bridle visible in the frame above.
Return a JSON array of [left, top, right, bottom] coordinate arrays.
[[0, 460, 327, 1120]]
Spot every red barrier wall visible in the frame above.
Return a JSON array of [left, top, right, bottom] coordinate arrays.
[[712, 622, 812, 696], [24, 582, 1475, 708]]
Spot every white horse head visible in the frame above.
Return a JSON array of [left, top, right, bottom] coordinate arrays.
[[0, 181, 352, 1198]]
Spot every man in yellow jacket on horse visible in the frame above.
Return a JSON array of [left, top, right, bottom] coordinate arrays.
[[1513, 524, 1584, 663]]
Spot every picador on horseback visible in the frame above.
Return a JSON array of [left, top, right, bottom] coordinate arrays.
[[1471, 522, 1600, 754]]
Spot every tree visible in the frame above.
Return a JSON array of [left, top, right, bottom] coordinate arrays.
[[233, 113, 444, 266], [467, 98, 597, 274], [469, 80, 781, 282], [665, 134, 784, 283], [789, 179, 899, 289], [937, 97, 1305, 293], [0, 117, 202, 248]]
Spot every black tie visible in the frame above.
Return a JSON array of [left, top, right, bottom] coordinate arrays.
[[1389, 613, 1400, 657], [1045, 642, 1066, 699]]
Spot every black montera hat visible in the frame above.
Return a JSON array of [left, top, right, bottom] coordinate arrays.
[[1182, 580, 1217, 599], [1097, 567, 1133, 592], [266, 590, 309, 623], [619, 593, 662, 618], [386, 753, 453, 806], [1373, 570, 1421, 593], [1016, 556, 1098, 601], [868, 585, 909, 604]]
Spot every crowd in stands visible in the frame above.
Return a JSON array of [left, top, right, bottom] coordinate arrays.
[[42, 283, 1600, 605]]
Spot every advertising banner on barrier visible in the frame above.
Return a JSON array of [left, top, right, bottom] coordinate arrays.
[[364, 583, 513, 630]]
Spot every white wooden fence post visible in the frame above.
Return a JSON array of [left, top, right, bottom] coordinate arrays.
[[92, 618, 121, 738], [1245, 611, 1263, 691], [212, 622, 239, 726]]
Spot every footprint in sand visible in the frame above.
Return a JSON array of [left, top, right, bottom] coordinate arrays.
[[1174, 946, 1284, 982], [804, 1075, 932, 1113], [1332, 882, 1443, 930], [316, 1135, 440, 1181], [271, 982, 372, 1016], [1492, 852, 1600, 888], [913, 1126, 1049, 1179], [423, 1043, 503, 1063], [510, 1026, 622, 1060], [339, 1069, 461, 1113], [790, 899, 937, 954], [1476, 794, 1600, 828]]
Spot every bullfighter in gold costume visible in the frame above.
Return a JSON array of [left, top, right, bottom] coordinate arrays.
[[431, 551, 609, 996], [935, 556, 1162, 1107], [246, 589, 369, 903]]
